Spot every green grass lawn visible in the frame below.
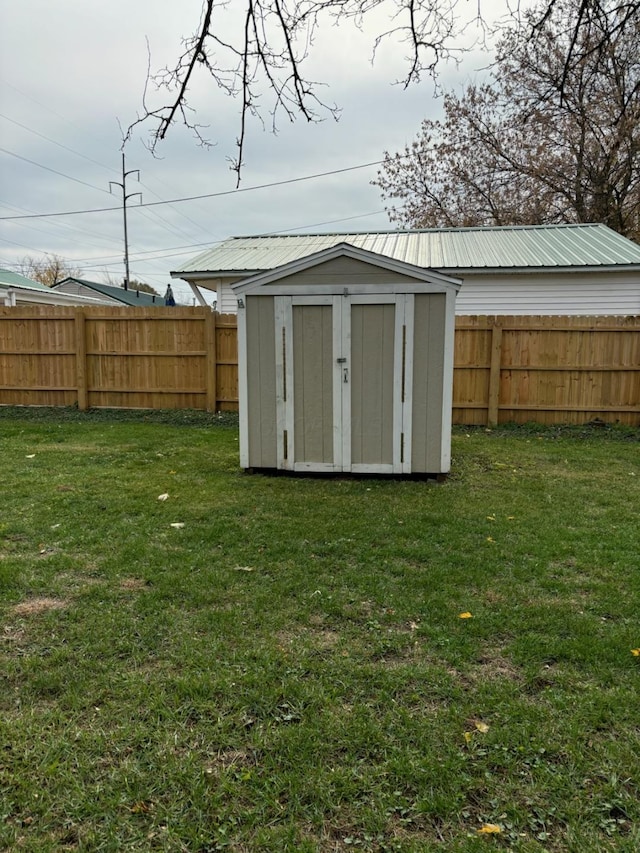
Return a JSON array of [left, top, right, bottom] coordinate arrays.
[[1, 409, 639, 852]]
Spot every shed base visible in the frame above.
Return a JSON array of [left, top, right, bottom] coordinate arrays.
[[242, 467, 448, 482]]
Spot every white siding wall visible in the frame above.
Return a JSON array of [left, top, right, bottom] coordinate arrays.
[[218, 281, 238, 314], [454, 271, 640, 316], [53, 281, 115, 304]]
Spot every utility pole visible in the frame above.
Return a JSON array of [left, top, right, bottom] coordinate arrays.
[[109, 153, 141, 290]]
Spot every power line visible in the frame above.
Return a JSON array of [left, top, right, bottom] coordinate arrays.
[[0, 148, 114, 199], [139, 180, 214, 243], [267, 209, 387, 235], [0, 159, 386, 221], [62, 209, 389, 271], [59, 208, 387, 266], [0, 113, 119, 176], [0, 146, 112, 196], [0, 199, 124, 250], [0, 113, 212, 254]]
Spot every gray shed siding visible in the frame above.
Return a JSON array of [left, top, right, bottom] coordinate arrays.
[[411, 294, 446, 473], [270, 255, 425, 289], [246, 296, 277, 468]]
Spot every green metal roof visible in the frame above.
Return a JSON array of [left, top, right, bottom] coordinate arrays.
[[0, 268, 51, 291], [57, 277, 165, 306], [173, 224, 640, 277]]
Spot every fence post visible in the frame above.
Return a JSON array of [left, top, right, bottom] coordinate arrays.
[[205, 309, 217, 413], [487, 320, 503, 426], [75, 308, 88, 411]]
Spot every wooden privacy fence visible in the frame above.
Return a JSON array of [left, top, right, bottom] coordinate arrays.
[[453, 315, 639, 426], [0, 306, 638, 425], [0, 306, 238, 412]]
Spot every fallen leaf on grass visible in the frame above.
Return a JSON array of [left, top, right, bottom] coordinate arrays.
[[486, 536, 495, 543], [458, 612, 473, 619], [157, 493, 169, 501], [464, 721, 489, 742], [631, 648, 640, 657], [477, 824, 502, 835], [170, 522, 185, 529]]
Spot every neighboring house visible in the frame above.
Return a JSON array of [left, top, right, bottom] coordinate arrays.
[[53, 277, 167, 306], [171, 224, 640, 316], [0, 269, 107, 307]]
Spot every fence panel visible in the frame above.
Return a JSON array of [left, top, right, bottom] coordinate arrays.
[[453, 315, 640, 426], [0, 306, 78, 407], [0, 307, 637, 425], [0, 305, 239, 413]]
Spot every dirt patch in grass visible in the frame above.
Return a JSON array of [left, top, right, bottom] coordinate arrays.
[[206, 748, 259, 776], [310, 628, 341, 649], [367, 640, 424, 667], [277, 627, 342, 653], [118, 577, 149, 591], [470, 647, 522, 684], [483, 588, 506, 605], [12, 597, 68, 616]]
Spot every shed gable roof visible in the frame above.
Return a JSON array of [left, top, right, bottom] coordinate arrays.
[[231, 242, 462, 295]]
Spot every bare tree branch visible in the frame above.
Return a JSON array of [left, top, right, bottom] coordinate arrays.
[[126, 0, 640, 181]]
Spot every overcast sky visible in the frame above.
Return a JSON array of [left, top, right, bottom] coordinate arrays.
[[0, 0, 507, 303]]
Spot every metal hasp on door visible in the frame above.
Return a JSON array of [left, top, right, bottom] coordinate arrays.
[[233, 242, 461, 476]]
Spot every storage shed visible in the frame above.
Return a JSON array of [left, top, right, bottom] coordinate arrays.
[[233, 243, 461, 476]]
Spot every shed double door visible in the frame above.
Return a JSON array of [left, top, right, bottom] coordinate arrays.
[[275, 294, 413, 473]]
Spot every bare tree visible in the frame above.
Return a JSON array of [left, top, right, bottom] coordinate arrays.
[[18, 255, 82, 288], [374, 0, 640, 239], [126, 0, 640, 182]]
